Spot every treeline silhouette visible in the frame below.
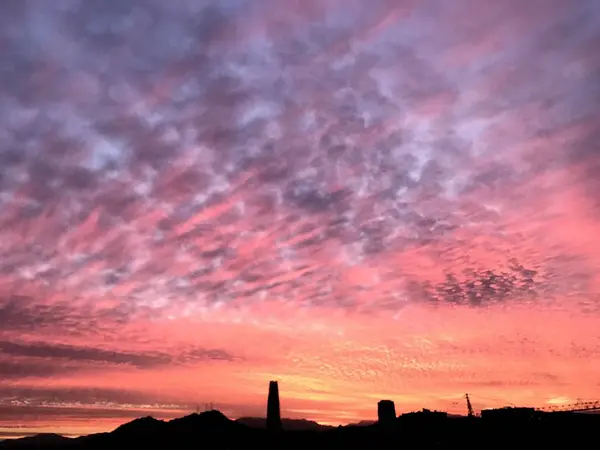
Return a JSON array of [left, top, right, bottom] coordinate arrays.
[[1, 408, 599, 450]]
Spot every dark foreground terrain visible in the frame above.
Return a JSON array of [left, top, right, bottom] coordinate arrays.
[[1, 409, 599, 450]]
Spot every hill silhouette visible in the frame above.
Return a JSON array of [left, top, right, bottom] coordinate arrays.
[[112, 416, 167, 434], [0, 434, 70, 448], [236, 416, 334, 431], [169, 410, 241, 431], [1, 408, 600, 449]]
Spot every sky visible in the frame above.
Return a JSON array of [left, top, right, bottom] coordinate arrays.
[[1, 0, 600, 438]]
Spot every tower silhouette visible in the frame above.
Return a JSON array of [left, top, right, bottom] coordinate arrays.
[[378, 400, 396, 426], [267, 380, 282, 431]]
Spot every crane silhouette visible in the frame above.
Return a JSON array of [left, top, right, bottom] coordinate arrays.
[[536, 400, 600, 413], [465, 393, 475, 418]]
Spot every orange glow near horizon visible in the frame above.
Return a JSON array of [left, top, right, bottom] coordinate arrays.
[[3, 302, 600, 436]]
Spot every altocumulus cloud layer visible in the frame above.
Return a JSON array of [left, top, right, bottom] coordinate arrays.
[[1, 0, 600, 436]]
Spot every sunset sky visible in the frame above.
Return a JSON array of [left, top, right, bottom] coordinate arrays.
[[1, 0, 600, 439]]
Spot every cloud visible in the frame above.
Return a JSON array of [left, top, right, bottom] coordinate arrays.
[[0, 360, 74, 380], [0, 386, 180, 408], [0, 341, 171, 368], [0, 297, 80, 333], [0, 339, 237, 377], [0, 0, 599, 431], [419, 263, 542, 306]]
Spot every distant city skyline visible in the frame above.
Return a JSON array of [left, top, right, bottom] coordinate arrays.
[[1, 0, 600, 439]]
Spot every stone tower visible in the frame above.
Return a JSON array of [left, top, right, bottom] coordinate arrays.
[[378, 400, 397, 426], [267, 380, 282, 431]]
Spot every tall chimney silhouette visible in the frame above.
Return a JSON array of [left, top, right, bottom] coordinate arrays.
[[267, 380, 282, 431]]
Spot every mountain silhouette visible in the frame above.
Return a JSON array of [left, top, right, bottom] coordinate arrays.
[[112, 416, 167, 435], [0, 434, 69, 448], [346, 419, 376, 427], [0, 410, 253, 450], [169, 410, 240, 431], [236, 417, 333, 431]]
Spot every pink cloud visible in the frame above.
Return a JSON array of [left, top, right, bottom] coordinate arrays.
[[1, 0, 599, 437]]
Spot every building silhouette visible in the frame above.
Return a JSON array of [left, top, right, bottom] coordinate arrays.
[[267, 380, 282, 431], [377, 400, 396, 426], [399, 408, 448, 428], [481, 407, 537, 422]]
